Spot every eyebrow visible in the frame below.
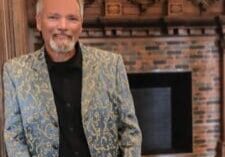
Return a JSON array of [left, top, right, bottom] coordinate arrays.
[[47, 13, 79, 18]]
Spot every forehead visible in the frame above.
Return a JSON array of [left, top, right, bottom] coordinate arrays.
[[42, 0, 80, 14]]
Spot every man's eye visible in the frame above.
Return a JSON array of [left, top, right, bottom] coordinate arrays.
[[48, 16, 58, 20], [68, 17, 78, 21]]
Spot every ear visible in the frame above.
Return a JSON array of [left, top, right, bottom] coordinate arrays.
[[36, 14, 42, 31]]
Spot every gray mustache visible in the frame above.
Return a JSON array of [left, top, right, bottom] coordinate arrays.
[[53, 31, 72, 36]]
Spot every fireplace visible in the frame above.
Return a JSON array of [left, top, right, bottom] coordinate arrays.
[[128, 72, 192, 155], [81, 35, 220, 156]]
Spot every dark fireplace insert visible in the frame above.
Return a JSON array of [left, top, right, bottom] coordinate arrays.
[[128, 72, 192, 155]]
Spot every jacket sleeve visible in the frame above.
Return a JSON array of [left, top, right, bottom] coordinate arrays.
[[3, 63, 31, 157], [115, 55, 142, 157]]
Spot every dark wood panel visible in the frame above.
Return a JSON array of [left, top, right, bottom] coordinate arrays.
[[27, 0, 225, 27], [0, 0, 29, 156]]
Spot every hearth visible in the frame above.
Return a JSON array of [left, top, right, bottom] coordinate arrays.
[[128, 72, 192, 155]]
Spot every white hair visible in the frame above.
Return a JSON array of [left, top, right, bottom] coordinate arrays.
[[36, 0, 84, 17]]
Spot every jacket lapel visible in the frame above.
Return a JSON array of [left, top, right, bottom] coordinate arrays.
[[80, 44, 97, 128], [30, 48, 59, 125], [28, 45, 96, 134]]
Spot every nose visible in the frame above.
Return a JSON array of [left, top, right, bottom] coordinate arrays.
[[58, 18, 67, 31]]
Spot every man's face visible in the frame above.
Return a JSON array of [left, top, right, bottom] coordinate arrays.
[[36, 0, 83, 53]]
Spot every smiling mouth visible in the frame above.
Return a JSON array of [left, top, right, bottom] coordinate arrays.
[[53, 34, 71, 40], [54, 34, 68, 37]]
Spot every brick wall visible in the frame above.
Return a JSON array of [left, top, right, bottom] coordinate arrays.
[[81, 36, 221, 157]]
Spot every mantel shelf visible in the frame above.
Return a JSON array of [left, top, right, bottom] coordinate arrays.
[[83, 15, 225, 28]]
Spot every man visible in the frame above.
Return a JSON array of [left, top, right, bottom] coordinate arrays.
[[3, 0, 142, 156]]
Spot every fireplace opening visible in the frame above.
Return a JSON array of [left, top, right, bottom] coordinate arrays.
[[128, 72, 192, 155]]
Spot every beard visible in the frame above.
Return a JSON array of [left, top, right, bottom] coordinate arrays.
[[49, 30, 76, 53]]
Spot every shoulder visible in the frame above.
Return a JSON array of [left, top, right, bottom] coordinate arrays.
[[80, 44, 122, 65], [3, 48, 43, 73]]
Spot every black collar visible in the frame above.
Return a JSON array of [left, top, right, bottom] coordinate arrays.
[[45, 42, 82, 71]]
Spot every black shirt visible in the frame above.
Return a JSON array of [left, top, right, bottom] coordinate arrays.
[[45, 44, 91, 157]]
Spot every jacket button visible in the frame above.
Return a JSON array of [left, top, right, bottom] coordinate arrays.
[[52, 144, 58, 150], [53, 122, 58, 128]]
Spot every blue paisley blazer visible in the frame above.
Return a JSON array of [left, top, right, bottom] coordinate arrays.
[[3, 44, 142, 157]]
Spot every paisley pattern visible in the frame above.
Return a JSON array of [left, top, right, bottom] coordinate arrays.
[[3, 43, 142, 157]]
